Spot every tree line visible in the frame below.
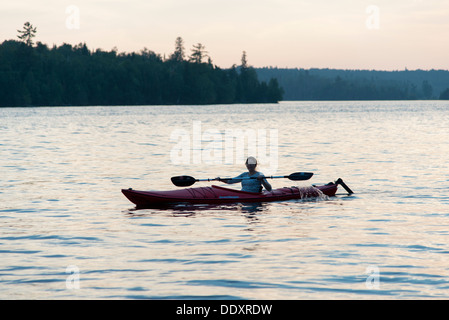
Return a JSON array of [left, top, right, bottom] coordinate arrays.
[[0, 27, 283, 107], [257, 67, 449, 101], [2, 22, 448, 106]]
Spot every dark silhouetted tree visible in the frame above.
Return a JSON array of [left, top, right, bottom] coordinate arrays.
[[241, 51, 248, 69], [17, 22, 37, 46], [170, 36, 185, 62], [189, 43, 208, 63]]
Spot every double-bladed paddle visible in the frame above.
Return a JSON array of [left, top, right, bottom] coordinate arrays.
[[171, 172, 314, 187]]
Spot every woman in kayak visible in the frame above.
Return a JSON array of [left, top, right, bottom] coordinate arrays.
[[216, 156, 272, 193]]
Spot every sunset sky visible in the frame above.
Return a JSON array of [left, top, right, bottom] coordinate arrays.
[[2, 0, 449, 70]]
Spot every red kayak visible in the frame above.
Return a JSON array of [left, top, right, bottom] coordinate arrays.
[[122, 179, 351, 208]]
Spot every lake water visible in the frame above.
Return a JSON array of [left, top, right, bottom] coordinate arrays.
[[1, 101, 449, 299]]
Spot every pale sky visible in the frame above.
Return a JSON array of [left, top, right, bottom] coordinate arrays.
[[2, 0, 449, 70]]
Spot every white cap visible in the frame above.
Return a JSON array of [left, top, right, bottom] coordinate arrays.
[[246, 156, 257, 165]]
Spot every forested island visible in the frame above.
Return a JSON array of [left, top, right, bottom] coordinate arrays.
[[0, 28, 283, 107]]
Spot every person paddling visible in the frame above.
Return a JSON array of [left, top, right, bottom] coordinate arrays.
[[216, 156, 272, 193]]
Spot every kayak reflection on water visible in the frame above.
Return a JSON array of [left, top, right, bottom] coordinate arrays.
[[126, 202, 266, 216], [216, 156, 272, 193]]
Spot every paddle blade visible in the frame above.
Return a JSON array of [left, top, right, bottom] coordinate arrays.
[[287, 172, 314, 181], [171, 175, 197, 187]]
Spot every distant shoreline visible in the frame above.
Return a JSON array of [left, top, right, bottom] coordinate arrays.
[[257, 68, 449, 101], [2, 99, 448, 109]]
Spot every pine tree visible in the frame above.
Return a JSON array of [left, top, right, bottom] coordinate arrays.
[[171, 36, 185, 62], [17, 22, 37, 46], [241, 51, 248, 69], [189, 43, 208, 63]]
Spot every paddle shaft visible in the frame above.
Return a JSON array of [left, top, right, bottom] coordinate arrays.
[[197, 176, 278, 181], [171, 172, 313, 187]]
